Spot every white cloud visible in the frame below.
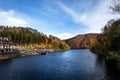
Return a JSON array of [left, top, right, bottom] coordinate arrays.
[[59, 0, 120, 33], [58, 2, 81, 23], [54, 32, 74, 40], [0, 10, 28, 26]]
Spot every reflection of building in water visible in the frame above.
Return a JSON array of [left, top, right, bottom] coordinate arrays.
[[0, 37, 12, 53]]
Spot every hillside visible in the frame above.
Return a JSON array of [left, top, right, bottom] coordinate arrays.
[[65, 33, 100, 49], [0, 26, 70, 51]]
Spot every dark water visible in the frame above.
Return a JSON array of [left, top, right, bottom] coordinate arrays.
[[0, 50, 112, 80]]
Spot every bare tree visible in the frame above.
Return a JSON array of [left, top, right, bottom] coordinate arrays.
[[110, 0, 120, 13]]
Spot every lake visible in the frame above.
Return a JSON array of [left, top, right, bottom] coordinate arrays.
[[0, 50, 114, 80]]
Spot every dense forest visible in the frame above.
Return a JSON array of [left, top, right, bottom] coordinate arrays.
[[65, 33, 99, 49], [90, 19, 120, 73], [0, 26, 70, 51]]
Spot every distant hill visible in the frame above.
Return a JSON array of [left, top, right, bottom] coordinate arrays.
[[0, 26, 70, 51], [65, 33, 100, 49]]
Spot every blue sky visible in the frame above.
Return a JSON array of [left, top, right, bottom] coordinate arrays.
[[0, 0, 119, 39]]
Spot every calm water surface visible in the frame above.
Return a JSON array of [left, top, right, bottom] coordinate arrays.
[[0, 50, 112, 80]]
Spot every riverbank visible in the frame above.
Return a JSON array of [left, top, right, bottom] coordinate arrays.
[[0, 53, 21, 60], [0, 52, 48, 60], [0, 48, 68, 60], [91, 51, 120, 76], [105, 53, 120, 75]]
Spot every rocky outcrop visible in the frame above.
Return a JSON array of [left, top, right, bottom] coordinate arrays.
[[65, 33, 99, 49]]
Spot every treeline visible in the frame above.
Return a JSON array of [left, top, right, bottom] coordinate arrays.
[[0, 26, 47, 45], [0, 26, 70, 51], [90, 19, 120, 72]]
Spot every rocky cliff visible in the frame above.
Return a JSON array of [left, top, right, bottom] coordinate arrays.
[[65, 33, 99, 49]]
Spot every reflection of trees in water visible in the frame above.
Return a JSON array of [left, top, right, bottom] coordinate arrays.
[[94, 55, 110, 80], [95, 55, 120, 80], [106, 60, 120, 80], [95, 55, 105, 65]]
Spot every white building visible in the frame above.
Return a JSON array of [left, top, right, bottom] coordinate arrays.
[[0, 37, 12, 53]]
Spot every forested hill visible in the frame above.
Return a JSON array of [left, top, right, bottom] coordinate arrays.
[[0, 26, 70, 51], [65, 33, 99, 49]]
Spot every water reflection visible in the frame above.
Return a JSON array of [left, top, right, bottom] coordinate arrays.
[[0, 59, 12, 66], [95, 55, 105, 64], [94, 55, 110, 80], [0, 50, 116, 80]]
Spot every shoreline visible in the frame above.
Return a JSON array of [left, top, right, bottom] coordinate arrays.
[[0, 49, 68, 60], [0, 53, 21, 60]]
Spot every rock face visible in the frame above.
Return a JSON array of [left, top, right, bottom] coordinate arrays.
[[65, 33, 99, 49]]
